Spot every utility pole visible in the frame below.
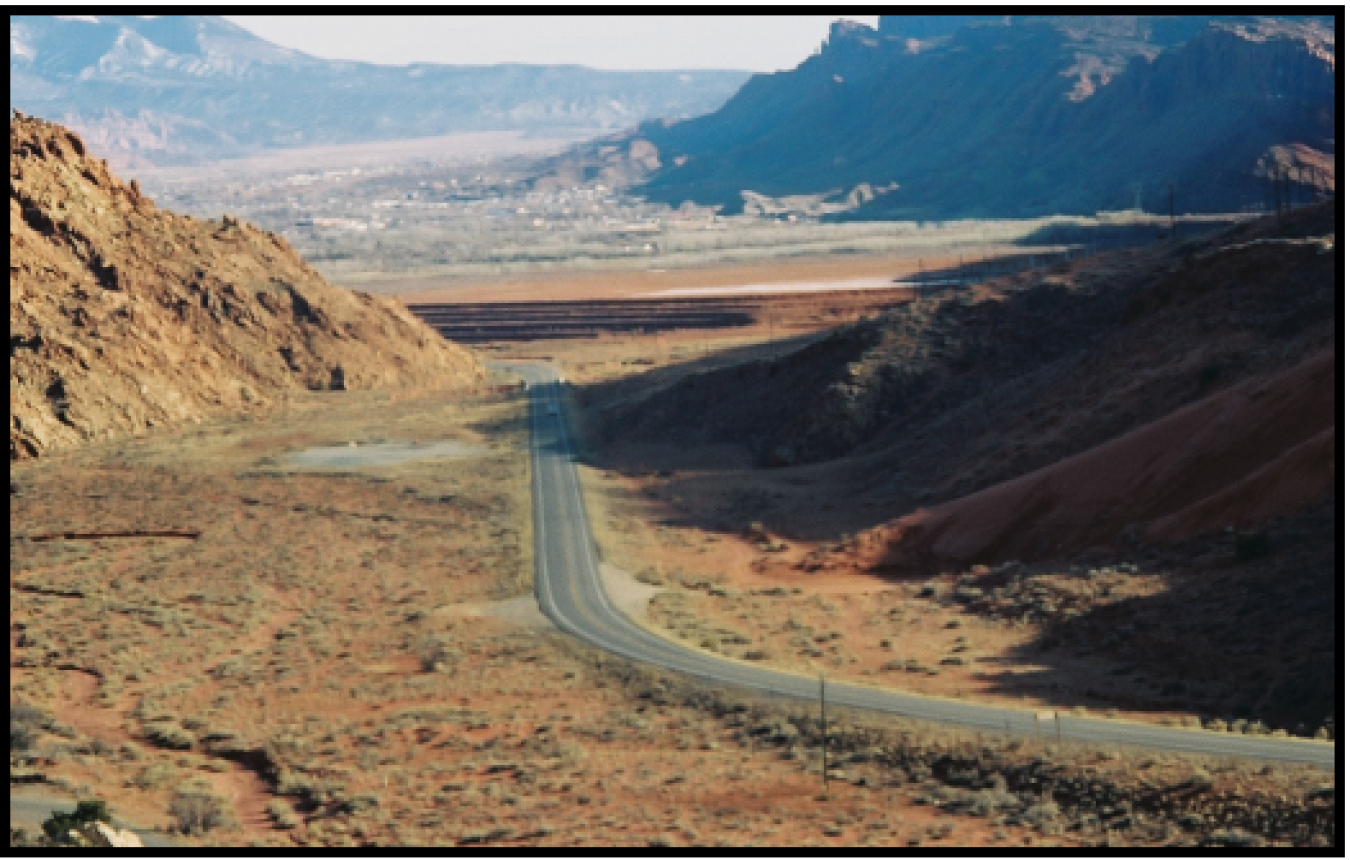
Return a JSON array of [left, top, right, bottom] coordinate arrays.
[[981, 228, 989, 282], [1167, 184, 1176, 238], [1274, 167, 1284, 225], [819, 674, 828, 795]]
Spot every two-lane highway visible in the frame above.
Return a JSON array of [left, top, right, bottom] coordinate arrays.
[[506, 362, 1334, 769]]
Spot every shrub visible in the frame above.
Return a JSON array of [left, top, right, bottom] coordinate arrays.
[[415, 635, 455, 672], [47, 721, 78, 739], [145, 721, 195, 750], [41, 800, 110, 844], [1021, 799, 1061, 834], [1210, 829, 1264, 848], [953, 587, 983, 604], [10, 701, 46, 752], [169, 789, 232, 835], [133, 762, 179, 789], [968, 786, 1019, 817], [266, 800, 301, 830]]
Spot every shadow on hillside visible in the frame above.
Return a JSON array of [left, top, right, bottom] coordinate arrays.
[[570, 202, 1334, 554], [892, 245, 1096, 289], [1012, 216, 1248, 249], [961, 498, 1336, 734], [567, 248, 1147, 543], [569, 334, 910, 543]]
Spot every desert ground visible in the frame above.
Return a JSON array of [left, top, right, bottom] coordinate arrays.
[[9, 373, 1177, 850], [10, 373, 1100, 849], [11, 253, 1334, 848], [484, 326, 1198, 730], [460, 217, 1333, 744], [394, 255, 953, 304]]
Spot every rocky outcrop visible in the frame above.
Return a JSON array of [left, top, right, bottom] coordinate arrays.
[[619, 15, 1334, 219], [10, 114, 482, 459], [875, 14, 1007, 43]]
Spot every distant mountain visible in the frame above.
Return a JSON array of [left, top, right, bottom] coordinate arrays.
[[577, 15, 1334, 219], [9, 15, 750, 164]]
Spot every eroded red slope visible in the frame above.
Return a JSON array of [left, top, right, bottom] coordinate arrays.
[[846, 348, 1333, 573]]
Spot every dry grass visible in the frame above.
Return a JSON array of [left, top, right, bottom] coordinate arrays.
[[568, 432, 1195, 726], [9, 350, 1334, 848], [550, 319, 1322, 732], [9, 375, 1013, 847]]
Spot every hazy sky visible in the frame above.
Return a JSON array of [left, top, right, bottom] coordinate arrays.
[[226, 15, 878, 72]]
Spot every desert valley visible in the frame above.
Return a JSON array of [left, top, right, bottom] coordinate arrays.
[[10, 14, 1338, 851]]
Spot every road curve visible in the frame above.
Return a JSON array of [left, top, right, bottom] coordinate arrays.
[[502, 361, 1334, 770]]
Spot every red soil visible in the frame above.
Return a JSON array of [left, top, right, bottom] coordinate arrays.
[[845, 348, 1334, 574]]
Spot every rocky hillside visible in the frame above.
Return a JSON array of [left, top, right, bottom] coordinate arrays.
[[9, 15, 748, 165], [848, 349, 1332, 573], [585, 203, 1336, 730], [559, 15, 1334, 219], [591, 200, 1336, 555], [11, 113, 482, 459]]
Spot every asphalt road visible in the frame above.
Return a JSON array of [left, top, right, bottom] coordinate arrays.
[[506, 362, 1335, 770]]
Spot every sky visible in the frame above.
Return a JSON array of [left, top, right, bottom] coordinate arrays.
[[225, 15, 879, 72]]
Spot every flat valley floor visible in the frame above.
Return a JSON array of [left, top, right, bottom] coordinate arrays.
[[11, 256, 1335, 848]]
